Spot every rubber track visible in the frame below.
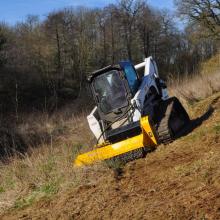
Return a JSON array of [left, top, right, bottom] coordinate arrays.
[[156, 100, 173, 144]]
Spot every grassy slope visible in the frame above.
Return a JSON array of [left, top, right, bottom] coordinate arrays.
[[0, 92, 220, 219], [0, 58, 220, 219], [1, 92, 220, 219]]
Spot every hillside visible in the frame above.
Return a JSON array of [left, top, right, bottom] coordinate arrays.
[[0, 91, 220, 219], [1, 0, 220, 219]]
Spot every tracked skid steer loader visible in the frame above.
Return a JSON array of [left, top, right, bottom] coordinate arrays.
[[74, 57, 190, 167]]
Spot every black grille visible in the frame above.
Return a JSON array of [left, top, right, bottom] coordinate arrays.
[[106, 121, 141, 144]]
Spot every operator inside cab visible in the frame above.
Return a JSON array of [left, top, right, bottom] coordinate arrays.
[[93, 70, 127, 114]]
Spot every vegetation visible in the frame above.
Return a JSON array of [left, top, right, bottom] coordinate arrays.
[[0, 0, 220, 218], [176, 0, 220, 39], [0, 0, 219, 116], [0, 65, 220, 214]]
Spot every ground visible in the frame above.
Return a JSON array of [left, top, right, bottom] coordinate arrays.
[[1, 93, 220, 220]]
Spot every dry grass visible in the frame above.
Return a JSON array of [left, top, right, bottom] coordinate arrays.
[[0, 107, 96, 212], [1, 92, 219, 219], [169, 71, 220, 116], [200, 53, 220, 76], [169, 53, 220, 109], [0, 59, 220, 214]]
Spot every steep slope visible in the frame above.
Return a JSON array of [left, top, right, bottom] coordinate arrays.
[[1, 93, 220, 220]]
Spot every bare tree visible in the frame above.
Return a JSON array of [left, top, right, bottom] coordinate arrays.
[[117, 0, 143, 60], [175, 0, 220, 38]]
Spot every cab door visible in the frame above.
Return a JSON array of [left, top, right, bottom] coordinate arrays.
[[119, 61, 140, 95]]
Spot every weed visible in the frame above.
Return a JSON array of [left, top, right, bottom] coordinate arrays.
[[14, 162, 29, 182], [38, 156, 56, 179], [174, 159, 204, 177], [186, 128, 206, 142], [4, 174, 16, 190], [39, 182, 59, 195], [72, 143, 83, 160], [213, 124, 220, 134], [14, 193, 37, 209], [0, 186, 5, 193], [13, 181, 59, 209]]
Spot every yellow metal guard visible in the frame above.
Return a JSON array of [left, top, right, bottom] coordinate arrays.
[[74, 116, 158, 167]]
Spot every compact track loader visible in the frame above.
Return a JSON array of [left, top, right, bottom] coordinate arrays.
[[74, 57, 190, 166]]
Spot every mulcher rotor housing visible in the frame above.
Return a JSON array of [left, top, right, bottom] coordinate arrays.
[[74, 57, 190, 166]]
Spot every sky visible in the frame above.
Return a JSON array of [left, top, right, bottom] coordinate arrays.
[[0, 0, 174, 25]]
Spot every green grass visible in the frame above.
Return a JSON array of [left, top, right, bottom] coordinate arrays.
[[186, 128, 206, 142], [14, 193, 37, 209], [13, 181, 60, 209], [4, 175, 16, 190], [186, 122, 220, 142], [39, 182, 59, 195], [174, 159, 204, 177], [39, 156, 55, 173], [0, 186, 5, 193], [72, 143, 83, 160], [213, 124, 220, 134]]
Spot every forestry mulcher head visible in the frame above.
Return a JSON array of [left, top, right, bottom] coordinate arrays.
[[74, 57, 190, 167]]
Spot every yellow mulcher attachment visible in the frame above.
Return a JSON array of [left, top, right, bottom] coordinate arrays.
[[74, 116, 158, 167]]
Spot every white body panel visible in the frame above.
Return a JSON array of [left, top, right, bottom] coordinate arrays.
[[132, 57, 168, 122], [87, 57, 169, 141], [87, 107, 103, 142]]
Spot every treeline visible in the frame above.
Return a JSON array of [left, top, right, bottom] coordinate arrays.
[[0, 0, 218, 114]]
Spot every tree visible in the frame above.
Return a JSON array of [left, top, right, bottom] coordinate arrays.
[[175, 0, 220, 38], [117, 0, 143, 60], [0, 0, 218, 114], [0, 23, 9, 67]]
